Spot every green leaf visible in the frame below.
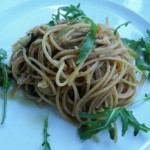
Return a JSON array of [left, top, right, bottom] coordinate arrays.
[[114, 21, 131, 35], [78, 107, 150, 141], [0, 67, 8, 124], [144, 41, 150, 63], [148, 72, 150, 80], [48, 21, 55, 26], [124, 110, 140, 136], [100, 108, 120, 127], [42, 116, 51, 150], [76, 32, 95, 64], [122, 29, 150, 79], [122, 38, 138, 50], [78, 107, 121, 141], [51, 3, 85, 24], [139, 123, 150, 133], [78, 120, 101, 141], [76, 17, 97, 64], [0, 49, 10, 125], [49, 4, 97, 64], [135, 58, 150, 71], [147, 29, 150, 36], [0, 65, 10, 125], [119, 109, 129, 136], [0, 48, 7, 61], [108, 125, 115, 139]]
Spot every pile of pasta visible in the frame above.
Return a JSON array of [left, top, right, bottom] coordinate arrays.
[[10, 21, 142, 124]]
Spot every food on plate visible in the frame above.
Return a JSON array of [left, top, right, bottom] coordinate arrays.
[[7, 4, 150, 140]]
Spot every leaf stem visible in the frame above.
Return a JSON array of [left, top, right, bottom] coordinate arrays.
[[129, 95, 150, 106], [0, 65, 9, 125], [42, 116, 51, 150], [114, 21, 131, 35]]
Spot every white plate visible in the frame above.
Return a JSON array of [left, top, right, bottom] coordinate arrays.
[[0, 0, 150, 150]]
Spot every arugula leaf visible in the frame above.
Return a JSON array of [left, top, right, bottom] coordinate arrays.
[[114, 21, 131, 35], [51, 3, 85, 24], [108, 124, 115, 140], [78, 107, 150, 141], [0, 48, 10, 124], [124, 110, 140, 136], [122, 37, 145, 56], [148, 72, 150, 79], [78, 120, 102, 140], [0, 49, 7, 60], [122, 30, 150, 78], [135, 58, 150, 71], [0, 66, 10, 124], [139, 123, 150, 133], [122, 38, 139, 50], [49, 4, 97, 64], [78, 107, 120, 141], [119, 110, 128, 136], [48, 21, 55, 26], [42, 116, 51, 150], [76, 17, 97, 64]]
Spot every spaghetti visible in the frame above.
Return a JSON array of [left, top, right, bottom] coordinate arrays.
[[10, 20, 142, 124]]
